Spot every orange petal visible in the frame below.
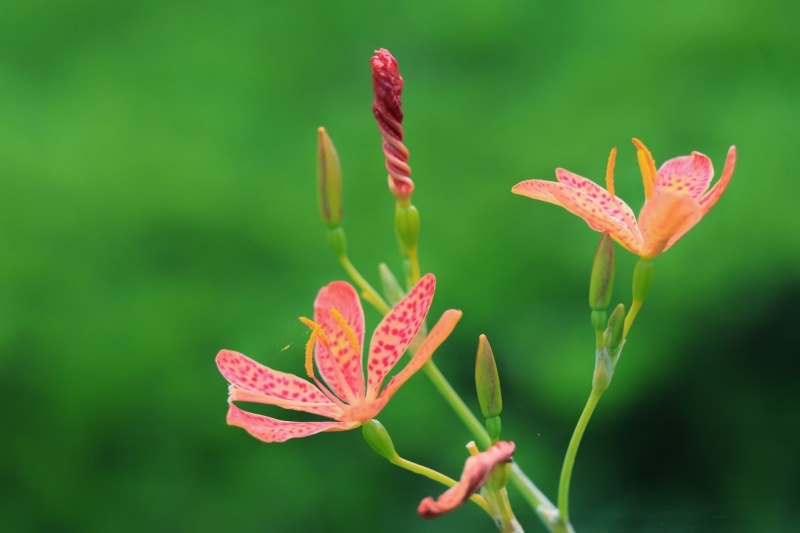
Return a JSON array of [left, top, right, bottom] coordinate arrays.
[[226, 403, 357, 443], [656, 151, 713, 200], [699, 145, 736, 213], [378, 309, 462, 404], [365, 274, 435, 400], [638, 191, 702, 257], [216, 350, 341, 418], [418, 441, 516, 518], [313, 281, 366, 403]]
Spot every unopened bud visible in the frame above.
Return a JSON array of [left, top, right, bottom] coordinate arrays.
[[395, 202, 420, 256], [361, 419, 399, 462], [603, 303, 626, 354], [475, 335, 503, 420], [316, 127, 343, 228], [589, 232, 615, 311]]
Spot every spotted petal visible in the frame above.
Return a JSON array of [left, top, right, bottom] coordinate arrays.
[[555, 168, 639, 233], [655, 151, 714, 200], [378, 309, 462, 404], [313, 281, 366, 403], [216, 350, 341, 418], [513, 179, 643, 253], [365, 274, 435, 401], [226, 403, 357, 443]]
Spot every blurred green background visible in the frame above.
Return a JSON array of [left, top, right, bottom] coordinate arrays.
[[2, 0, 799, 531]]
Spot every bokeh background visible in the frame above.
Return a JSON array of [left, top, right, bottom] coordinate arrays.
[[2, 1, 799, 531]]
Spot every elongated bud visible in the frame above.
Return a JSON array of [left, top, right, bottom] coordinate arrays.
[[603, 303, 626, 354], [316, 127, 342, 228], [476, 335, 503, 421], [632, 258, 654, 303], [589, 232, 615, 311], [395, 202, 420, 256], [361, 419, 399, 462], [379, 263, 405, 306], [371, 49, 414, 200]]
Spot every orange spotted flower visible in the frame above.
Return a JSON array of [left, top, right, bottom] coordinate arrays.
[[216, 274, 461, 443], [512, 139, 737, 258]]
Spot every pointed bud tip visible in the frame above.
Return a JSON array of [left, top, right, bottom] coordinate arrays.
[[475, 335, 502, 420]]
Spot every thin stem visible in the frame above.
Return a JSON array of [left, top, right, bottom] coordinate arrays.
[[423, 361, 491, 449], [423, 361, 558, 529], [407, 246, 421, 285], [557, 388, 604, 524], [338, 256, 391, 314], [622, 298, 642, 339], [392, 456, 492, 515]]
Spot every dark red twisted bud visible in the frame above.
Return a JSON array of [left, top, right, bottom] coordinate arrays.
[[371, 49, 413, 200]]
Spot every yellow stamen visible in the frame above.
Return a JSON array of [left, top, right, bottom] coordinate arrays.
[[632, 138, 657, 199], [606, 147, 617, 197], [299, 316, 330, 380], [298, 316, 348, 410], [330, 308, 362, 358]]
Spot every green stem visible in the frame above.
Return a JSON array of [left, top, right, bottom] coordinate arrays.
[[423, 361, 491, 449], [423, 361, 559, 529], [391, 456, 492, 515], [557, 388, 604, 524], [407, 246, 421, 285], [338, 256, 391, 314]]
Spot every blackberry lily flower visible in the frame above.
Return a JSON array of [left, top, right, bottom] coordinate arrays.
[[216, 274, 461, 443], [512, 139, 737, 258]]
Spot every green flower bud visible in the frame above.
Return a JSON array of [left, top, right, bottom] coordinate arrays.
[[589, 232, 615, 311], [316, 127, 342, 228], [603, 303, 626, 354], [379, 263, 405, 306], [485, 416, 502, 444], [361, 419, 398, 462], [632, 258, 654, 303], [475, 335, 503, 420], [394, 202, 420, 257]]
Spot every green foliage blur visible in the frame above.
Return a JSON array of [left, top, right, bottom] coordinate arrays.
[[2, 1, 799, 531]]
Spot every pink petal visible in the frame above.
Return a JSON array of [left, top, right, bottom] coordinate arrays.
[[365, 274, 435, 401], [655, 151, 714, 200], [514, 177, 643, 254], [418, 441, 516, 518], [550, 183, 644, 254], [511, 179, 562, 205], [556, 168, 639, 235], [226, 403, 357, 443], [699, 145, 736, 212], [216, 350, 341, 418], [378, 309, 462, 404], [313, 281, 366, 403], [638, 191, 702, 257]]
